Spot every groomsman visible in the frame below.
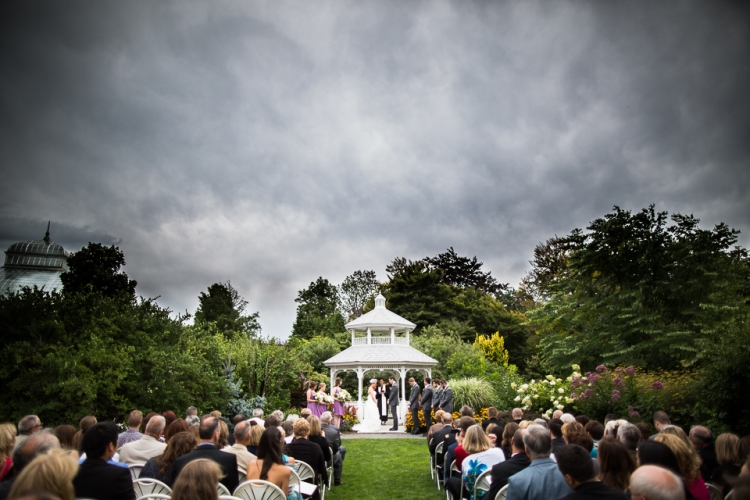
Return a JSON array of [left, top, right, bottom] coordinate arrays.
[[433, 380, 443, 419], [409, 377, 421, 435], [388, 376, 400, 431], [440, 380, 453, 415], [421, 377, 434, 430]]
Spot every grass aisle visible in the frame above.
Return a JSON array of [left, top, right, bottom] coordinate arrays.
[[324, 438, 446, 500]]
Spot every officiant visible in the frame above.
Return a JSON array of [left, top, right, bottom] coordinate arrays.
[[377, 379, 390, 424]]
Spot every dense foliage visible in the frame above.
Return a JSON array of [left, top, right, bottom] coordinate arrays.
[[195, 281, 260, 337]]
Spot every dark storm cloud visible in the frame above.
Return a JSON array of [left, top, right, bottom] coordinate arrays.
[[1, 0, 749, 336]]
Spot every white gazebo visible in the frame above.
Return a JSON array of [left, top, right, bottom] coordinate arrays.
[[323, 294, 438, 421]]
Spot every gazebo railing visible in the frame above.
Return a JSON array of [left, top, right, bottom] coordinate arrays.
[[352, 336, 410, 346]]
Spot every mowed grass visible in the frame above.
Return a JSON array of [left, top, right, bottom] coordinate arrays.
[[325, 438, 445, 500]]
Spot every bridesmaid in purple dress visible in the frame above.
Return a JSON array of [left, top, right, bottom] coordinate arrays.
[[306, 381, 320, 417], [317, 383, 329, 416], [333, 377, 346, 427]]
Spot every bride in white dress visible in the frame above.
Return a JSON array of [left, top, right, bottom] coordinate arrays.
[[362, 379, 382, 432]]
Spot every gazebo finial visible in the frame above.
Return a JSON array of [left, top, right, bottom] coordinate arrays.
[[374, 293, 386, 308], [43, 221, 51, 244]]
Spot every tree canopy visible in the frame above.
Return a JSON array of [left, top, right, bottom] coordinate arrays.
[[194, 281, 260, 337], [60, 243, 137, 299], [291, 277, 346, 341], [339, 270, 379, 320]]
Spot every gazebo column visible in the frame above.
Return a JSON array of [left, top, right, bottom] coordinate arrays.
[[356, 367, 364, 415], [366, 327, 371, 344], [390, 327, 395, 344], [406, 328, 410, 344], [398, 367, 407, 422], [351, 329, 355, 344], [329, 368, 335, 392]]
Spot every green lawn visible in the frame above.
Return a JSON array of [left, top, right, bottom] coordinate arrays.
[[324, 438, 445, 500]]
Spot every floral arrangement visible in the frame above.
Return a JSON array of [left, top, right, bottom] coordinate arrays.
[[335, 389, 352, 403], [340, 405, 358, 432], [512, 370, 575, 419]]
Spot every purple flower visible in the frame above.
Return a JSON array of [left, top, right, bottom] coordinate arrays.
[[611, 390, 621, 400], [652, 381, 664, 390], [571, 377, 580, 384], [613, 377, 625, 387], [583, 388, 594, 398], [615, 367, 624, 374], [570, 392, 578, 399], [596, 364, 607, 373], [630, 410, 640, 418], [626, 366, 635, 375], [589, 373, 600, 384]]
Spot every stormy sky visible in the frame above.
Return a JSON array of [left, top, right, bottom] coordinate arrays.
[[1, 1, 749, 339]]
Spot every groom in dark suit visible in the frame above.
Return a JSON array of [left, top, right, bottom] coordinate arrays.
[[409, 377, 421, 435], [388, 375, 399, 431]]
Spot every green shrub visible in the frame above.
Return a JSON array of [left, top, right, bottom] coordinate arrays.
[[450, 377, 496, 410]]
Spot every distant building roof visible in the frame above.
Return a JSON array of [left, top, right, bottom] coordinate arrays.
[[0, 223, 68, 295], [344, 294, 416, 332]]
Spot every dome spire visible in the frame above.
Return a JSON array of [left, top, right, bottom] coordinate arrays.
[[43, 221, 51, 244]]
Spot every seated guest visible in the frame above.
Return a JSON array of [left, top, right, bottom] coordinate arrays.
[[630, 465, 686, 500], [173, 415, 239, 494], [217, 420, 230, 449], [300, 409, 312, 419], [281, 421, 294, 444], [429, 413, 458, 481], [249, 424, 265, 453], [140, 432, 197, 487], [53, 425, 78, 460], [271, 410, 285, 422], [171, 458, 222, 500], [246, 427, 295, 499], [555, 444, 627, 500], [8, 449, 78, 500], [306, 416, 332, 464], [584, 420, 604, 458], [72, 416, 97, 454], [505, 424, 572, 500], [511, 408, 523, 424], [446, 416, 478, 482], [617, 423, 641, 464], [486, 424, 503, 449], [119, 416, 167, 465], [482, 408, 503, 432], [651, 411, 672, 440], [0, 424, 16, 481], [72, 423, 135, 500], [575, 415, 590, 427], [15, 416, 43, 447], [486, 428, 531, 500], [710, 432, 742, 496], [117, 411, 143, 450], [0, 431, 60, 500], [250, 409, 265, 428], [656, 433, 710, 500], [222, 421, 256, 471], [689, 426, 718, 482], [320, 412, 345, 486], [164, 419, 189, 443], [228, 414, 247, 445], [731, 475, 750, 500], [446, 425, 505, 499], [636, 422, 653, 444], [264, 415, 280, 430], [597, 438, 636, 491], [500, 422, 520, 460], [428, 410, 446, 444], [162, 411, 176, 433], [285, 418, 328, 492], [549, 419, 566, 452], [560, 414, 576, 425], [460, 406, 475, 418]]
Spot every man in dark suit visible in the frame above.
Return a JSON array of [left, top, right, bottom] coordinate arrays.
[[512, 407, 524, 424], [428, 413, 458, 483], [408, 377, 421, 435], [432, 380, 443, 420], [72, 423, 135, 500], [485, 428, 531, 500], [173, 415, 239, 493], [321, 412, 345, 486], [421, 377, 434, 431], [388, 375, 400, 431], [549, 418, 566, 452], [690, 425, 719, 481], [556, 444, 628, 500], [439, 380, 453, 415]]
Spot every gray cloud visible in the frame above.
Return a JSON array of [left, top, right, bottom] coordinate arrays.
[[1, 0, 749, 337]]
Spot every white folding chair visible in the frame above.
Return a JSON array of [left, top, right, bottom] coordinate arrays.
[[238, 466, 248, 478], [218, 482, 232, 496], [136, 495, 169, 500], [233, 480, 286, 500], [220, 497, 244, 500], [429, 438, 435, 480], [133, 478, 172, 498], [434, 442, 445, 489], [294, 460, 315, 483], [446, 461, 458, 500], [129, 463, 145, 481], [495, 484, 509, 500], [706, 483, 723, 500], [473, 469, 492, 500], [326, 447, 334, 489]]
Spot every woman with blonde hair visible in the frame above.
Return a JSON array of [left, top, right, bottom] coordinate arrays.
[[711, 432, 742, 495], [448, 425, 505, 500], [8, 449, 78, 500], [306, 415, 332, 464], [217, 420, 230, 449], [656, 433, 710, 500], [171, 458, 222, 500], [0, 423, 16, 481], [248, 423, 264, 456]]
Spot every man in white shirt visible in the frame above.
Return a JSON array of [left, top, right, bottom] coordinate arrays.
[[119, 415, 167, 464], [249, 408, 265, 428], [222, 420, 256, 471]]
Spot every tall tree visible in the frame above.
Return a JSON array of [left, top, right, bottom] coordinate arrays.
[[61, 243, 137, 299], [424, 247, 508, 296], [195, 281, 260, 337], [518, 236, 569, 305], [291, 277, 345, 340], [339, 270, 379, 320], [530, 205, 750, 371]]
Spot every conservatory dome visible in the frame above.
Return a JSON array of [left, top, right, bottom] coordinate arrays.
[[0, 222, 69, 295]]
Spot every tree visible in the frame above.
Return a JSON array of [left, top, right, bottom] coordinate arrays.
[[518, 236, 569, 305], [195, 281, 260, 337], [339, 270, 379, 320], [60, 243, 137, 299], [291, 277, 346, 340], [530, 205, 750, 372], [473, 332, 510, 366], [424, 247, 508, 296]]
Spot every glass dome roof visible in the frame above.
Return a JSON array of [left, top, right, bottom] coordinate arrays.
[[3, 223, 69, 271]]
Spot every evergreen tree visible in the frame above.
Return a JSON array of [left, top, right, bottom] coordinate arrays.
[[195, 281, 260, 337], [291, 277, 345, 340]]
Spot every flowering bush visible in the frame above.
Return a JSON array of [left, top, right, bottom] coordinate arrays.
[[340, 405, 358, 432], [512, 371, 574, 419], [405, 408, 489, 432]]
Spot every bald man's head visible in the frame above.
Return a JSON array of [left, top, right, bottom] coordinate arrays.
[[630, 465, 685, 500]]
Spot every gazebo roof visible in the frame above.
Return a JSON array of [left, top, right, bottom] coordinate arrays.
[[323, 344, 437, 368], [344, 294, 416, 332]]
